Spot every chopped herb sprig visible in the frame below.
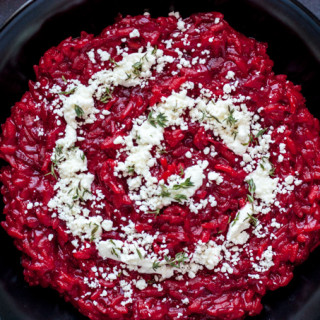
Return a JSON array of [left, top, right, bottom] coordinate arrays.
[[164, 252, 188, 268], [148, 111, 168, 128], [172, 177, 194, 190], [59, 87, 77, 96], [246, 178, 256, 211], [44, 163, 57, 180], [224, 106, 237, 127], [100, 87, 113, 103], [231, 212, 240, 226], [152, 260, 161, 271], [74, 105, 84, 118]]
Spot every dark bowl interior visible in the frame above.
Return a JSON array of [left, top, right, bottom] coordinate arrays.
[[0, 0, 320, 319]]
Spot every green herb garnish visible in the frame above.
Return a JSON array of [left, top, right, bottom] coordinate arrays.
[[179, 165, 184, 177], [90, 223, 100, 241], [44, 163, 57, 180], [127, 165, 135, 174], [246, 178, 256, 210], [152, 260, 161, 271], [245, 213, 258, 227], [152, 46, 158, 55], [136, 248, 143, 259], [147, 208, 161, 216], [174, 194, 188, 203], [164, 252, 188, 268], [255, 127, 268, 139], [100, 87, 113, 103], [59, 87, 77, 96], [74, 105, 84, 118], [172, 177, 194, 190], [109, 57, 119, 67], [231, 212, 240, 226], [160, 186, 171, 197], [224, 106, 237, 127], [148, 111, 168, 128]]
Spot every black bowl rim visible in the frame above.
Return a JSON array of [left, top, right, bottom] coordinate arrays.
[[1, 0, 320, 65], [0, 1, 320, 320]]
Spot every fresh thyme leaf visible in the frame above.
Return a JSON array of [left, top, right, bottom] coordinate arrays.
[[100, 87, 113, 103], [172, 177, 194, 190], [260, 163, 265, 170], [148, 111, 157, 127], [55, 145, 63, 155], [179, 165, 184, 177], [82, 188, 92, 200], [211, 115, 221, 123], [62, 75, 67, 83], [165, 252, 188, 268], [269, 164, 275, 177], [127, 165, 135, 174], [109, 57, 119, 67], [147, 208, 161, 216], [246, 213, 258, 227], [200, 110, 221, 123], [152, 260, 161, 271], [111, 247, 120, 258], [136, 248, 143, 259], [156, 113, 168, 128], [152, 46, 158, 55], [74, 105, 84, 118], [72, 187, 80, 200], [200, 110, 206, 122], [247, 178, 256, 194], [160, 186, 170, 197], [232, 130, 238, 140], [231, 212, 240, 226], [243, 133, 255, 146], [131, 54, 148, 77], [90, 223, 99, 241], [224, 106, 237, 127], [44, 163, 57, 180], [132, 61, 143, 76], [59, 87, 77, 96], [247, 194, 254, 203], [246, 178, 256, 210], [174, 193, 188, 203], [255, 127, 268, 139], [148, 111, 168, 128]]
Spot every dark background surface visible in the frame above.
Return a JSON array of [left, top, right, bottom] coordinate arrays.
[[0, 0, 320, 320], [0, 0, 320, 27]]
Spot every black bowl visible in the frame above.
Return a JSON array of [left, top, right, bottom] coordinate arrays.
[[0, 0, 320, 319]]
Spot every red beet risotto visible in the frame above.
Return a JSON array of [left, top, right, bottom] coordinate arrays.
[[0, 11, 320, 320]]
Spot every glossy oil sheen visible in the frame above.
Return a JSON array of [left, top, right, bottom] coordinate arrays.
[[0, 0, 319, 319]]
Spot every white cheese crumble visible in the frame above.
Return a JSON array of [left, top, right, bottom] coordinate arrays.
[[129, 29, 140, 38], [246, 161, 278, 204], [227, 203, 253, 245]]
